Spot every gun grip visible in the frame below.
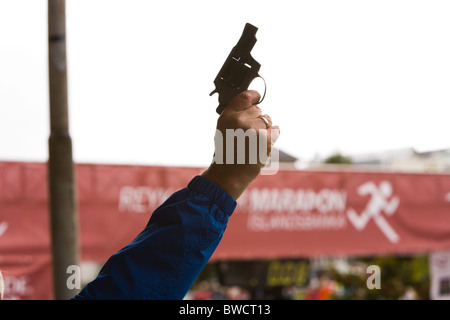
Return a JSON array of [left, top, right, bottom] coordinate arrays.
[[216, 104, 227, 115], [215, 76, 266, 115]]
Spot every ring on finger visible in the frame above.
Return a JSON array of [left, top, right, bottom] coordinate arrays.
[[259, 115, 271, 129]]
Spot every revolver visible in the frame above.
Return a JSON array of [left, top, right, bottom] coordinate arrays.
[[210, 23, 265, 115]]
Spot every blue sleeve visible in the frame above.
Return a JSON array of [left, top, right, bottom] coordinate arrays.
[[72, 175, 237, 300]]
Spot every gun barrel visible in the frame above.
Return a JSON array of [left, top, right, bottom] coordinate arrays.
[[234, 23, 258, 58]]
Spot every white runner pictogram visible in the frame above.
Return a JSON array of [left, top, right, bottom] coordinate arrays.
[[347, 181, 400, 243]]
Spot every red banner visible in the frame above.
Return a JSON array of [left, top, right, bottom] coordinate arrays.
[[1, 161, 450, 299], [0, 162, 52, 299], [218, 169, 450, 259]]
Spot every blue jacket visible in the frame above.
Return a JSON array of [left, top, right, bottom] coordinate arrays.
[[72, 175, 237, 300]]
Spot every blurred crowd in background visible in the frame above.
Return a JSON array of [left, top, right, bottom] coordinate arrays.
[[185, 255, 426, 300]]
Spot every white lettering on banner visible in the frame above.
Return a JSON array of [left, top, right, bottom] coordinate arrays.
[[3, 275, 33, 299], [0, 221, 8, 237], [117, 181, 401, 238], [248, 214, 347, 231], [445, 192, 450, 202], [118, 186, 174, 213], [347, 181, 400, 243], [241, 188, 347, 213], [241, 188, 348, 231], [242, 181, 401, 236]]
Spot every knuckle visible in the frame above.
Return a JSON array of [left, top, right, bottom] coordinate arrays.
[[251, 105, 262, 115], [238, 91, 253, 103]]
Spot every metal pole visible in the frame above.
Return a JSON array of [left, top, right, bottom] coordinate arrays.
[[47, 0, 80, 300]]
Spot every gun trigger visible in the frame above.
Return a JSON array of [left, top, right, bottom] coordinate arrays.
[[209, 89, 218, 96], [255, 76, 266, 105]]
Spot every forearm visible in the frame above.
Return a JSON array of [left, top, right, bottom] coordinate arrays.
[[73, 175, 236, 300], [141, 176, 236, 299]]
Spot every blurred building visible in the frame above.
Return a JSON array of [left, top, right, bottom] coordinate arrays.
[[272, 147, 298, 169], [307, 147, 450, 173], [350, 147, 450, 172]]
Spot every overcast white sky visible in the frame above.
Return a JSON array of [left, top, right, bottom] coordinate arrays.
[[1, 0, 449, 167]]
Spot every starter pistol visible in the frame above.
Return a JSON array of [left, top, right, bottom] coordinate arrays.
[[210, 23, 266, 115]]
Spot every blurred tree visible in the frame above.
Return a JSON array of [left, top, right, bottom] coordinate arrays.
[[328, 267, 366, 300], [362, 254, 429, 300], [323, 152, 353, 165], [330, 254, 430, 300]]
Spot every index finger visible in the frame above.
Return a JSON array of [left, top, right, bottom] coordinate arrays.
[[226, 90, 261, 112]]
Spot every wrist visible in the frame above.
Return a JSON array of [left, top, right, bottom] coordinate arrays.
[[201, 163, 260, 200]]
